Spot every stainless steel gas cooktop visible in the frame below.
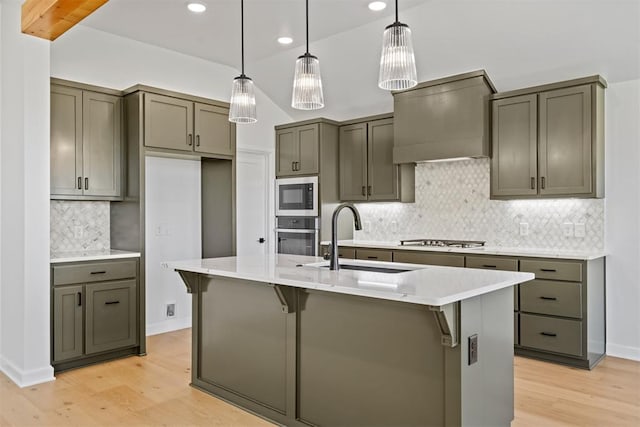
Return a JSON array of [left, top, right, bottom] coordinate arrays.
[[399, 239, 486, 248]]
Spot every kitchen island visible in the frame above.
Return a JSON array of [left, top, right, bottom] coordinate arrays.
[[170, 254, 534, 427]]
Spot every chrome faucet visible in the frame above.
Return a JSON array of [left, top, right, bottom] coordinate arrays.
[[330, 203, 362, 270]]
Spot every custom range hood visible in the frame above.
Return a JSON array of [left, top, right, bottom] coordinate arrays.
[[392, 70, 497, 163]]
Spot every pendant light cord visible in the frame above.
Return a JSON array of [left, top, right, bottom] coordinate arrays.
[[241, 0, 245, 75], [305, 0, 309, 54], [395, 0, 399, 23]]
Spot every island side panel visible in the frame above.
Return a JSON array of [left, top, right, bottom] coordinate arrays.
[[297, 289, 447, 426], [195, 276, 288, 413], [458, 286, 515, 426]]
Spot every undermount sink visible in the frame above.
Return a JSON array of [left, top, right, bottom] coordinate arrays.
[[305, 261, 416, 274]]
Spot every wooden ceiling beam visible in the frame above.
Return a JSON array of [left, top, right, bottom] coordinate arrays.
[[22, 0, 109, 41]]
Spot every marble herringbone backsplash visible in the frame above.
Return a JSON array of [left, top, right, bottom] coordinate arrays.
[[51, 201, 110, 252], [354, 159, 604, 251]]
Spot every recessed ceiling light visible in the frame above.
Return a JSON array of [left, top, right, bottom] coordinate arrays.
[[277, 36, 293, 45], [368, 1, 387, 11], [187, 2, 206, 13]]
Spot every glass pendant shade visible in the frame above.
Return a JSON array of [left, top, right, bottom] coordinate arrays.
[[229, 75, 257, 124], [378, 22, 418, 91], [292, 53, 324, 110]]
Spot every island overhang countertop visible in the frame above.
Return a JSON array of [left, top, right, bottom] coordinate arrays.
[[167, 254, 534, 307]]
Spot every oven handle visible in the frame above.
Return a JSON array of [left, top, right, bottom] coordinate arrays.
[[275, 228, 318, 234]]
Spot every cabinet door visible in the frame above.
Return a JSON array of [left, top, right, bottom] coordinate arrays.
[[367, 118, 399, 201], [82, 91, 122, 198], [85, 280, 137, 355], [51, 85, 83, 196], [53, 285, 83, 362], [296, 124, 320, 175], [339, 123, 368, 201], [539, 85, 592, 196], [276, 128, 298, 176], [144, 93, 194, 151], [491, 95, 538, 197], [194, 103, 234, 156]]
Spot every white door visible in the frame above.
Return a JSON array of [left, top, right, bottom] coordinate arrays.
[[236, 150, 271, 255]]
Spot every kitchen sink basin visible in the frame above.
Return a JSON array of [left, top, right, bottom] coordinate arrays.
[[305, 261, 415, 274]]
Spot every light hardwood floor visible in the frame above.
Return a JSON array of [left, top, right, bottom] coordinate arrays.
[[1, 328, 638, 426]]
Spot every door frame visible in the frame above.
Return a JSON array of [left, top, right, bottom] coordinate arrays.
[[236, 148, 275, 255]]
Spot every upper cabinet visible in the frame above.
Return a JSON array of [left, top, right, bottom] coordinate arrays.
[[51, 83, 122, 200], [491, 76, 606, 199], [392, 70, 496, 163], [339, 116, 414, 202], [144, 93, 234, 157], [276, 123, 320, 177]]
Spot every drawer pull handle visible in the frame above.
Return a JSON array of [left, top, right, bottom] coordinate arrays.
[[540, 268, 557, 272], [540, 332, 557, 337], [77, 177, 82, 190], [482, 264, 497, 268], [539, 296, 557, 301], [367, 256, 379, 259], [90, 271, 107, 275], [105, 300, 120, 305], [77, 292, 82, 306]]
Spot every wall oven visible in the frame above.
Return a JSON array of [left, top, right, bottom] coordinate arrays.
[[275, 176, 318, 217], [275, 217, 319, 256]]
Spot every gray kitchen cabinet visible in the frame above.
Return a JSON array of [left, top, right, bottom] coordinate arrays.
[[276, 123, 319, 177], [394, 250, 465, 267], [490, 76, 606, 199], [50, 83, 122, 200], [144, 93, 235, 157], [51, 258, 140, 372], [340, 116, 414, 202], [491, 94, 538, 197], [85, 280, 137, 355], [53, 285, 83, 362], [355, 248, 393, 262]]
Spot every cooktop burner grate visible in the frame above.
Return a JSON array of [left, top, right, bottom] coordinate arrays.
[[399, 239, 486, 248]]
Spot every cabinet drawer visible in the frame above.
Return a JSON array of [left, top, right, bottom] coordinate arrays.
[[53, 260, 137, 286], [520, 259, 582, 282], [465, 256, 518, 271], [520, 279, 582, 319], [338, 248, 356, 259], [520, 313, 582, 357], [393, 251, 464, 267], [355, 249, 393, 262]]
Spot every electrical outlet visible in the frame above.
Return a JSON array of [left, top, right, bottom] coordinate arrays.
[[574, 223, 586, 238], [74, 226, 83, 239], [468, 334, 478, 365], [166, 303, 176, 318], [519, 223, 529, 236], [363, 221, 371, 232], [562, 222, 574, 237]]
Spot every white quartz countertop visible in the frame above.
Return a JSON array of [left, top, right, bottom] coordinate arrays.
[[167, 255, 534, 307], [321, 240, 606, 261], [51, 249, 141, 264]]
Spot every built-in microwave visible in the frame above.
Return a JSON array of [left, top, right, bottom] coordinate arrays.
[[275, 176, 318, 217]]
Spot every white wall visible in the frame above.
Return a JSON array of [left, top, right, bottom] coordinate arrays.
[[605, 79, 640, 360], [0, 0, 55, 386], [145, 156, 200, 335]]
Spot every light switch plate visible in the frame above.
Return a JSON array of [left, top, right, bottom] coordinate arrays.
[[390, 221, 398, 233], [562, 222, 574, 237], [574, 223, 586, 238], [74, 226, 83, 239]]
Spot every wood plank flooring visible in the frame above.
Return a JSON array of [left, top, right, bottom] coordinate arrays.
[[1, 328, 638, 426]]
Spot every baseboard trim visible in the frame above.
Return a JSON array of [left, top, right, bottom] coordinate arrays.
[[0, 355, 55, 387], [607, 343, 640, 361], [146, 317, 192, 336]]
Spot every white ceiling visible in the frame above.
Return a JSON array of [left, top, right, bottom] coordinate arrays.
[[80, 0, 640, 121], [81, 0, 429, 67]]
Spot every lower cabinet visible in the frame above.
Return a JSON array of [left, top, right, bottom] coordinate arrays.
[[51, 259, 140, 371]]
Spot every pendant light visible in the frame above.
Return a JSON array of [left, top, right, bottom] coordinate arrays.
[[229, 0, 257, 123], [291, 0, 324, 110], [378, 0, 418, 91]]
